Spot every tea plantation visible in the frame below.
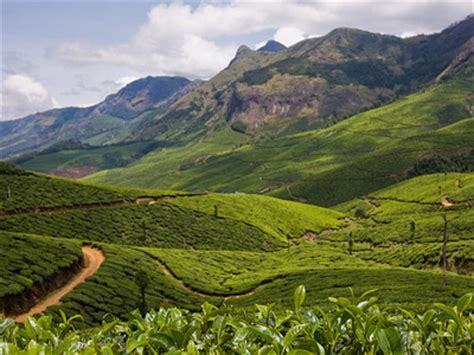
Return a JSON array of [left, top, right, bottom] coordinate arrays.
[[0, 164, 472, 339], [0, 232, 81, 299]]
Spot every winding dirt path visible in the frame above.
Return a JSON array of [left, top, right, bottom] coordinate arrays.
[[14, 247, 105, 323]]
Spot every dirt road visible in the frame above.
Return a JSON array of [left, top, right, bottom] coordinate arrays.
[[14, 247, 105, 323]]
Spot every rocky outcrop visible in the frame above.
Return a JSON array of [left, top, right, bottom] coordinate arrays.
[[225, 74, 392, 133]]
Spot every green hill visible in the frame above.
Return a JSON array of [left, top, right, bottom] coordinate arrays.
[[167, 193, 344, 241], [329, 172, 474, 273], [85, 60, 473, 206]]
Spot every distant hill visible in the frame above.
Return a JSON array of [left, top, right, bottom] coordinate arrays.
[[0, 76, 194, 159], [257, 40, 287, 52]]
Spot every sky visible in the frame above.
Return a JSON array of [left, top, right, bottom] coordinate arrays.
[[1, 0, 472, 121]]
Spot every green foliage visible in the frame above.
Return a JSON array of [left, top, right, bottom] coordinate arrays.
[[1, 287, 472, 353], [15, 140, 160, 173], [407, 151, 474, 178], [240, 68, 273, 85], [0, 162, 472, 335], [45, 243, 215, 324], [144, 242, 474, 309]]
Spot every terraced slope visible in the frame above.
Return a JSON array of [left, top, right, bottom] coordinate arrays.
[[0, 232, 82, 316], [167, 193, 344, 241], [329, 172, 474, 273]]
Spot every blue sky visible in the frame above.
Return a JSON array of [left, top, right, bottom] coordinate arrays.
[[1, 0, 472, 120]]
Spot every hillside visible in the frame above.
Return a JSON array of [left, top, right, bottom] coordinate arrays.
[[1, 164, 472, 325], [85, 59, 474, 206], [0, 76, 194, 159]]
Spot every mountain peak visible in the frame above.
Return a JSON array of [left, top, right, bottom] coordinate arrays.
[[257, 40, 287, 52], [236, 45, 253, 57]]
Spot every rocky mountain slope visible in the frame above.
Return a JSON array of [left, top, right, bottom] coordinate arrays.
[[128, 16, 473, 143]]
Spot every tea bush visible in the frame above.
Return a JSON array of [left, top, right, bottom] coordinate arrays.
[[1, 286, 472, 354]]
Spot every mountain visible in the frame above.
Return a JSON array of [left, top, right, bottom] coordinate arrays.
[[91, 76, 192, 120], [4, 17, 473, 186], [1, 15, 474, 336], [257, 40, 287, 52], [0, 76, 194, 159], [128, 16, 474, 142]]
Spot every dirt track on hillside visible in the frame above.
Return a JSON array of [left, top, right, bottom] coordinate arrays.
[[14, 247, 105, 323]]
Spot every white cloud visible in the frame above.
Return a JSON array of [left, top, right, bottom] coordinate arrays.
[[114, 76, 140, 89], [274, 27, 307, 46], [254, 41, 267, 50], [400, 31, 419, 38], [47, 1, 470, 80], [1, 74, 57, 121]]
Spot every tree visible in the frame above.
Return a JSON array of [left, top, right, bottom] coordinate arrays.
[[354, 207, 367, 219], [409, 220, 416, 244], [348, 232, 354, 255], [141, 220, 147, 242], [135, 268, 150, 316], [441, 214, 449, 286]]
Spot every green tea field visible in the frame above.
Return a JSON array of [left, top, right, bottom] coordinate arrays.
[[1, 164, 472, 327]]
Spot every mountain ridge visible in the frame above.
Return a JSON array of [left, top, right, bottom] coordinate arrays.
[[0, 76, 196, 158]]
